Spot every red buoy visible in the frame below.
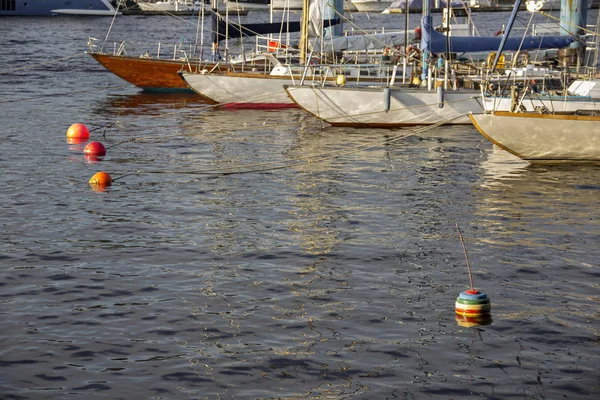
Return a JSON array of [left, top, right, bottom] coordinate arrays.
[[84, 141, 106, 157], [66, 123, 90, 141], [89, 171, 112, 191]]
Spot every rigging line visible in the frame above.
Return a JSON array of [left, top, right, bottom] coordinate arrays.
[[179, 7, 201, 46], [0, 52, 88, 74], [302, 93, 484, 121], [101, 1, 122, 52], [171, 128, 419, 175], [0, 83, 133, 104], [141, 118, 459, 177], [102, 118, 310, 145], [327, 6, 400, 51], [539, 11, 600, 37]]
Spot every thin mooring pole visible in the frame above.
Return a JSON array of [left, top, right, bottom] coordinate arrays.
[[456, 222, 474, 291]]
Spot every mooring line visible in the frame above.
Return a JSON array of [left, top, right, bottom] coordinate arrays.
[[132, 114, 465, 178], [0, 84, 133, 105], [0, 52, 89, 74]]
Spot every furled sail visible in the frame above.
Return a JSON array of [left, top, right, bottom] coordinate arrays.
[[308, 31, 421, 52], [421, 15, 574, 53]]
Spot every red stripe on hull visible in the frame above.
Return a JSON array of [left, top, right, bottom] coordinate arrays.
[[220, 102, 298, 110]]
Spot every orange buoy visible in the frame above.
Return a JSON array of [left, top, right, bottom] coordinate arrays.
[[67, 136, 88, 145], [66, 123, 90, 141], [89, 171, 112, 191], [84, 141, 106, 157]]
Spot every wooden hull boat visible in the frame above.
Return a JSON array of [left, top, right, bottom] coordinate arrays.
[[469, 110, 600, 162], [89, 52, 202, 92], [88, 52, 269, 94]]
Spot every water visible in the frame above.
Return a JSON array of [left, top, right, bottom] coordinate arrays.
[[1, 11, 599, 400]]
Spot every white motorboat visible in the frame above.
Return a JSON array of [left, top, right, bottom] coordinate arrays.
[[137, 0, 203, 12], [351, 0, 393, 12]]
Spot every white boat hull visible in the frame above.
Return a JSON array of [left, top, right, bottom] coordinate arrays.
[[182, 72, 296, 107], [138, 1, 202, 12], [470, 111, 600, 162], [284, 85, 482, 126], [351, 0, 393, 12], [51, 9, 115, 15]]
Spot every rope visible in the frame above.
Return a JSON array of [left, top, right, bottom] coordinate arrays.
[[0, 83, 132, 105], [138, 116, 465, 178], [539, 11, 600, 37], [0, 52, 88, 74], [101, 1, 122, 52], [284, 85, 481, 122]]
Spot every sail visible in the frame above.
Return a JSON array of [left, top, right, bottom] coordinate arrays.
[[421, 15, 574, 53]]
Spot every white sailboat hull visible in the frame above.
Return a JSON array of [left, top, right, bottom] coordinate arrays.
[[182, 72, 296, 107], [351, 0, 393, 12], [284, 85, 482, 126], [470, 111, 600, 162]]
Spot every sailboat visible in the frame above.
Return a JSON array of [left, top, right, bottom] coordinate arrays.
[[284, 0, 578, 127], [88, 5, 286, 91], [469, 0, 600, 162], [137, 1, 204, 12], [180, 0, 419, 106], [469, 110, 600, 162]]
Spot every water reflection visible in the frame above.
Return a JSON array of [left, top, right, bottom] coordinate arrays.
[[479, 145, 529, 187], [91, 91, 211, 118]]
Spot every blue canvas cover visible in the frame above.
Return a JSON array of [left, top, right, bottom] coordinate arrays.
[[421, 15, 575, 54]]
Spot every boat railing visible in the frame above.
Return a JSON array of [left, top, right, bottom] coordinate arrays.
[[88, 37, 208, 60]]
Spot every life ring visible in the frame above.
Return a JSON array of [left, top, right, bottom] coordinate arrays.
[[494, 30, 504, 37]]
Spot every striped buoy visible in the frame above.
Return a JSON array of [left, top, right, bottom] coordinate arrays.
[[455, 289, 491, 317], [456, 313, 492, 328]]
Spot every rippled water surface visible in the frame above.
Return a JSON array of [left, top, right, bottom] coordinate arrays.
[[1, 10, 599, 400]]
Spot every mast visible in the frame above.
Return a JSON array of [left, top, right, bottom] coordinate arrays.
[[403, 0, 408, 84], [559, 0, 587, 67], [420, 0, 430, 85], [490, 0, 522, 72], [300, 0, 310, 64]]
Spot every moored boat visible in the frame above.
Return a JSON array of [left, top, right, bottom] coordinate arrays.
[[284, 84, 482, 126], [0, 0, 117, 16], [137, 0, 204, 12], [469, 110, 600, 162], [88, 50, 272, 92], [351, 0, 393, 12], [180, 58, 405, 108]]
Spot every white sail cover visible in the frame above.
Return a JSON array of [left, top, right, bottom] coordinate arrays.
[[308, 30, 420, 52]]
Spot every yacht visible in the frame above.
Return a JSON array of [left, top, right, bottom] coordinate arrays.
[[0, 0, 117, 16]]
